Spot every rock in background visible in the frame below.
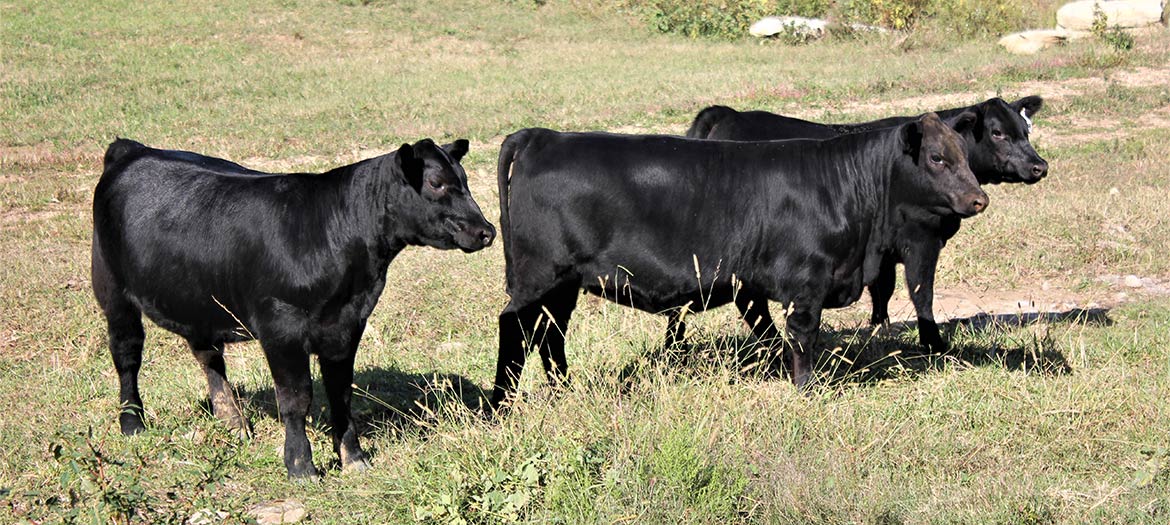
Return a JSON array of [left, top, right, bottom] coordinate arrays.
[[999, 0, 1166, 54], [748, 16, 887, 41], [1057, 0, 1166, 30], [749, 16, 827, 40]]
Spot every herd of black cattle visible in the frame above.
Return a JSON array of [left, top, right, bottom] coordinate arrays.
[[91, 96, 1047, 478]]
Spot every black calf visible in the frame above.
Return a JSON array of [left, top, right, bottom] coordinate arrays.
[[92, 138, 494, 478]]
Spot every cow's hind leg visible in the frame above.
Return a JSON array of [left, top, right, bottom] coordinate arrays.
[[93, 241, 147, 434], [494, 303, 534, 410], [188, 339, 250, 438], [260, 338, 318, 479], [492, 281, 579, 410], [319, 341, 368, 472], [104, 300, 147, 435], [534, 282, 579, 389]]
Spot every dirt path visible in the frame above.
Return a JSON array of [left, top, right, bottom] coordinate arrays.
[[873, 274, 1170, 326]]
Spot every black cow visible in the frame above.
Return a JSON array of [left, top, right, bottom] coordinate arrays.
[[92, 138, 494, 478], [683, 97, 1046, 351], [491, 113, 986, 407]]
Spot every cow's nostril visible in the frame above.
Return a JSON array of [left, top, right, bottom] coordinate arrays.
[[1032, 163, 1048, 178]]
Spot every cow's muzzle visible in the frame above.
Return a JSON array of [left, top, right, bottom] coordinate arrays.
[[1023, 159, 1048, 184], [953, 190, 989, 217], [451, 219, 496, 252]]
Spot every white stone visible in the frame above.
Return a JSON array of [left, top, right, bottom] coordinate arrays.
[[749, 16, 827, 38], [246, 500, 308, 524], [1056, 1, 1166, 31], [1124, 274, 1144, 288], [187, 509, 230, 525], [998, 29, 1073, 54]]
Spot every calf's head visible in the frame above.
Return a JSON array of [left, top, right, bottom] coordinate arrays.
[[960, 96, 1048, 184], [899, 112, 989, 218], [391, 138, 495, 252]]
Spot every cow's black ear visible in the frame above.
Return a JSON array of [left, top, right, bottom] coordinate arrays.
[[901, 119, 924, 162], [395, 143, 423, 191], [443, 139, 469, 162], [952, 110, 978, 137], [1011, 95, 1044, 118]]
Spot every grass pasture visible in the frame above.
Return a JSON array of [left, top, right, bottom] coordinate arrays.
[[2, 0, 1170, 523]]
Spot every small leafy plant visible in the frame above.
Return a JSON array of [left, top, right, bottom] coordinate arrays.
[[1090, 3, 1135, 51]]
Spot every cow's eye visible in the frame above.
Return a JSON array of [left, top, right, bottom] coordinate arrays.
[[991, 129, 1004, 139], [929, 154, 944, 165], [428, 179, 445, 191]]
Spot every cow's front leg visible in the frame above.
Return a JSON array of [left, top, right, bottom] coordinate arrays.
[[664, 312, 687, 349], [785, 303, 823, 390], [261, 339, 318, 480], [734, 290, 783, 374], [903, 241, 946, 353], [867, 255, 898, 326], [320, 345, 367, 473]]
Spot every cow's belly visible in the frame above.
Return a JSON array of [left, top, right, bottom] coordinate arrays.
[[130, 290, 253, 343], [581, 271, 737, 315], [823, 267, 865, 309]]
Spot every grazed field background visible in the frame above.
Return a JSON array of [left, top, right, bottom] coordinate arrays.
[[2, 0, 1170, 523]]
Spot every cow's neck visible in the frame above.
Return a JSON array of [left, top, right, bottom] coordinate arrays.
[[810, 130, 898, 284], [957, 130, 995, 185], [343, 156, 410, 265], [861, 137, 899, 284]]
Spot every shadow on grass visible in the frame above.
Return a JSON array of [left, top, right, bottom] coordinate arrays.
[[616, 306, 1110, 391], [226, 366, 486, 448]]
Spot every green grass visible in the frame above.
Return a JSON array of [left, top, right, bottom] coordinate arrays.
[[3, 0, 1170, 523]]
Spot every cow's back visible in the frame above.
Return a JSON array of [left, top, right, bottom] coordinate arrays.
[[702, 110, 840, 141]]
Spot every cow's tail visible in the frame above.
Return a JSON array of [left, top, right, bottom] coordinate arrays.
[[103, 138, 146, 175], [685, 105, 736, 139], [497, 129, 533, 283]]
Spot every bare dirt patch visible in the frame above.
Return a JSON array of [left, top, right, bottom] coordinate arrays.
[[869, 274, 1170, 328], [0, 209, 62, 228], [1109, 65, 1170, 88], [0, 144, 98, 170]]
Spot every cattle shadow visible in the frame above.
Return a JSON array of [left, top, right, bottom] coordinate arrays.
[[614, 306, 1110, 390], [881, 306, 1113, 341], [218, 366, 487, 463], [822, 306, 1110, 384]]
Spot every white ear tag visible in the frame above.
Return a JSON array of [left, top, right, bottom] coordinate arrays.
[[1020, 108, 1033, 133]]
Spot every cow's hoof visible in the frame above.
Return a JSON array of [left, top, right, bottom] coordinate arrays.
[[287, 467, 322, 482], [340, 447, 370, 473], [486, 393, 520, 419], [921, 338, 949, 354], [229, 422, 254, 441], [342, 457, 371, 474], [119, 416, 146, 436]]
